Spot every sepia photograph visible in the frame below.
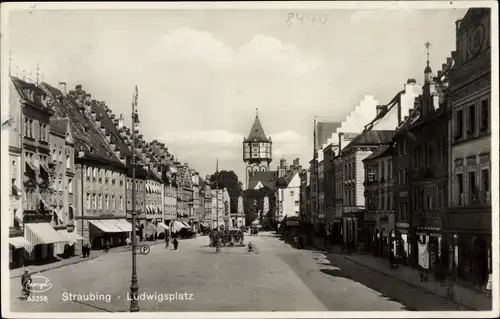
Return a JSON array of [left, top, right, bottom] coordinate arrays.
[[1, 1, 498, 318]]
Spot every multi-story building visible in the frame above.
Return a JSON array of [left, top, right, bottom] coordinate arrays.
[[323, 144, 337, 236], [191, 171, 201, 231], [42, 83, 130, 251], [299, 169, 308, 221], [203, 176, 213, 228], [10, 78, 75, 265], [363, 144, 394, 256], [445, 8, 491, 287], [401, 52, 452, 273], [243, 109, 272, 189], [49, 117, 79, 256], [164, 185, 177, 224], [341, 130, 394, 250], [211, 189, 225, 229], [8, 77, 29, 268], [392, 120, 411, 263], [275, 157, 301, 223]]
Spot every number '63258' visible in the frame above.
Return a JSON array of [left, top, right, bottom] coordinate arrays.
[[28, 295, 48, 303]]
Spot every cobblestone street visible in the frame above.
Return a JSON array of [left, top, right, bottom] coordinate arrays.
[[8, 233, 471, 313]]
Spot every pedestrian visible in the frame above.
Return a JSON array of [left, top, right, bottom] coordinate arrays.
[[165, 236, 170, 249], [104, 240, 110, 253], [21, 270, 31, 298], [173, 238, 179, 250]]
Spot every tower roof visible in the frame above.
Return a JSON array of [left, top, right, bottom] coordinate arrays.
[[246, 109, 270, 142]]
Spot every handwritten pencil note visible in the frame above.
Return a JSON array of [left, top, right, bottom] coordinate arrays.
[[286, 12, 329, 28]]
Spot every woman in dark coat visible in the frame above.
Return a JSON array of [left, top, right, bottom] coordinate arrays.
[[173, 238, 179, 250]]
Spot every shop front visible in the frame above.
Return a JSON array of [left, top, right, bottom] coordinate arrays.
[[395, 222, 411, 264], [88, 218, 133, 249], [415, 225, 442, 278]]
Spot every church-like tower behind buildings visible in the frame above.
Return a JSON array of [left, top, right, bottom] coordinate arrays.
[[243, 109, 272, 189]]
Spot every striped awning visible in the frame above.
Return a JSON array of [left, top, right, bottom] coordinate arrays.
[[89, 220, 124, 233], [113, 219, 133, 232], [9, 236, 31, 248], [57, 230, 85, 243], [25, 223, 70, 245]]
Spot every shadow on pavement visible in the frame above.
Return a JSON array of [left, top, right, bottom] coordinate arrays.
[[319, 268, 416, 311]]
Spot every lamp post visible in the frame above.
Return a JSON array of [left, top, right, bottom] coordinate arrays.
[[129, 86, 140, 312]]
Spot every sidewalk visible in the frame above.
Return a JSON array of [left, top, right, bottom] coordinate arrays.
[[9, 239, 164, 279], [309, 238, 491, 311]]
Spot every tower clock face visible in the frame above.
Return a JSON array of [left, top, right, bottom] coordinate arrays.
[[469, 25, 485, 56]]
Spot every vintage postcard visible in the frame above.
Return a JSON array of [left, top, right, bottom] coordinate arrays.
[[1, 1, 498, 318]]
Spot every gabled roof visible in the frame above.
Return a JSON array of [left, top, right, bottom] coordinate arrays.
[[363, 144, 393, 162], [344, 130, 395, 150], [245, 115, 269, 142], [40, 82, 123, 167], [248, 171, 277, 190]]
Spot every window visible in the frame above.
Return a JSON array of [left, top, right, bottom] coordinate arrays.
[[427, 193, 433, 210], [68, 178, 73, 194], [86, 193, 91, 209], [480, 99, 489, 131], [457, 173, 464, 205], [455, 109, 463, 139], [52, 148, 57, 162], [58, 180, 63, 192], [481, 169, 490, 203], [24, 118, 29, 137], [92, 194, 97, 209], [58, 151, 62, 163], [381, 161, 385, 181], [66, 155, 71, 169], [120, 196, 124, 210], [86, 167, 91, 178], [468, 171, 477, 204], [399, 202, 407, 221], [467, 104, 476, 136], [294, 201, 299, 206], [388, 160, 392, 181], [98, 195, 103, 209], [427, 145, 434, 166], [104, 195, 109, 210], [381, 192, 385, 211]]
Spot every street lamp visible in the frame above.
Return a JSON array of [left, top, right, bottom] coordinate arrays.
[[129, 86, 140, 312]]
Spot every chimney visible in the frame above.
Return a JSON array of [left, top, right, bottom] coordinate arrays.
[[376, 105, 386, 116], [58, 82, 67, 94], [118, 114, 124, 129], [406, 78, 416, 85]]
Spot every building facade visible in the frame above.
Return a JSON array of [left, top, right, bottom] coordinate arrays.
[[445, 8, 491, 287], [363, 145, 394, 256]]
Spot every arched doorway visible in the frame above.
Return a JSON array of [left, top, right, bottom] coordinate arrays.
[[472, 236, 488, 287]]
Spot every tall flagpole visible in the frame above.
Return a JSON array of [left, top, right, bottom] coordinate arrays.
[[129, 85, 140, 312]]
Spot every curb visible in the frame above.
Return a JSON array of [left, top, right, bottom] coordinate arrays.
[[337, 254, 477, 310], [10, 240, 165, 279]]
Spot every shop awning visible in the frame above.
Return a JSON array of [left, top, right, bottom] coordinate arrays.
[[9, 236, 31, 248], [57, 229, 85, 243], [26, 161, 36, 172], [171, 221, 187, 233], [89, 220, 124, 233], [25, 223, 70, 245], [181, 221, 191, 228], [157, 222, 168, 232], [113, 219, 133, 232], [40, 162, 50, 174]]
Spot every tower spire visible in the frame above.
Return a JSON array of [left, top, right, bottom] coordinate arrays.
[[425, 42, 431, 67], [256, 108, 258, 118], [424, 42, 433, 82]]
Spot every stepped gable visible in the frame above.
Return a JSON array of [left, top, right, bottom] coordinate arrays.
[[40, 82, 122, 166], [245, 114, 269, 142]]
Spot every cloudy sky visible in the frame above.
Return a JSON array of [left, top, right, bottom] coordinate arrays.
[[7, 5, 467, 181]]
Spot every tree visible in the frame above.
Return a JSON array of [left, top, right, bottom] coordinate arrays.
[[242, 187, 276, 226], [209, 170, 243, 215]]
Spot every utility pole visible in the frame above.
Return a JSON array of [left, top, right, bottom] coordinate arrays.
[[216, 158, 219, 230], [129, 86, 140, 312]]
